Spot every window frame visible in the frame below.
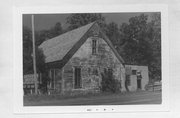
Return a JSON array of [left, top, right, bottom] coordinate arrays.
[[92, 38, 98, 55], [74, 67, 82, 89], [132, 69, 137, 75]]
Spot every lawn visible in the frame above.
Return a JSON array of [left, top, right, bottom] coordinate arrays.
[[24, 91, 162, 106]]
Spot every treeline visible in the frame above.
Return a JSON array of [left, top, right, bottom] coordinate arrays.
[[23, 13, 161, 81]]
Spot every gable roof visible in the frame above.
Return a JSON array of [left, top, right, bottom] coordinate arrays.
[[39, 22, 94, 63], [39, 22, 124, 68]]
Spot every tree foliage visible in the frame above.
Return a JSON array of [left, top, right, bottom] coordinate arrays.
[[23, 26, 33, 74], [147, 13, 161, 80], [101, 69, 121, 93], [65, 13, 161, 81], [23, 29, 45, 73], [37, 22, 63, 46], [119, 13, 161, 81], [23, 22, 64, 73], [105, 22, 121, 47], [66, 13, 106, 30], [23, 13, 162, 94], [23, 22, 64, 93]]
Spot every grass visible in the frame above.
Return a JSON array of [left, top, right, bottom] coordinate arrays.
[[24, 91, 114, 102], [24, 91, 162, 106], [24, 90, 155, 102]]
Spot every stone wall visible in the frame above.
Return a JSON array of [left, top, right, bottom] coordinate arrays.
[[62, 36, 125, 93]]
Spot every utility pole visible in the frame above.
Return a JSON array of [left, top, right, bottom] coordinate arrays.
[[31, 14, 38, 94]]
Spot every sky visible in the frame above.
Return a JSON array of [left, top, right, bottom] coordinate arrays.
[[23, 12, 154, 31]]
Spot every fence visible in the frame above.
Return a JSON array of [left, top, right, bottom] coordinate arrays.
[[146, 82, 162, 91]]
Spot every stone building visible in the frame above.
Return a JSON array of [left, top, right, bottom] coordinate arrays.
[[39, 22, 149, 94], [125, 65, 149, 91]]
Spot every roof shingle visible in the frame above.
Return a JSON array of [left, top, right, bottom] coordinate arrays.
[[39, 22, 94, 63]]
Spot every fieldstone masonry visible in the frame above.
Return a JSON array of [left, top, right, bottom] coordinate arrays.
[[62, 35, 124, 93]]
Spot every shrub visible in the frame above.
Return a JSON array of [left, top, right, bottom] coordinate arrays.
[[100, 68, 121, 93]]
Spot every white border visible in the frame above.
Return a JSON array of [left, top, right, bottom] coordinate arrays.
[[13, 4, 169, 113]]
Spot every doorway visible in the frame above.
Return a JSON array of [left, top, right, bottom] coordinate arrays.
[[137, 79, 141, 89]]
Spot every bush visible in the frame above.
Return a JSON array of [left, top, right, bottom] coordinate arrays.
[[100, 68, 121, 93]]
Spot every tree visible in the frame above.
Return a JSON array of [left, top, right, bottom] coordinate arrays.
[[49, 22, 63, 38], [23, 26, 49, 93], [105, 22, 121, 47], [23, 26, 47, 74], [101, 68, 120, 93], [119, 13, 161, 81], [23, 26, 33, 74], [147, 13, 161, 81], [36, 47, 46, 73], [23, 20, 65, 94], [37, 22, 63, 46], [119, 14, 153, 65], [66, 13, 106, 30]]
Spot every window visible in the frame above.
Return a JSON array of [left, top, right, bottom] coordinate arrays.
[[92, 39, 97, 54], [74, 67, 82, 89], [49, 69, 61, 89], [132, 70, 137, 75]]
